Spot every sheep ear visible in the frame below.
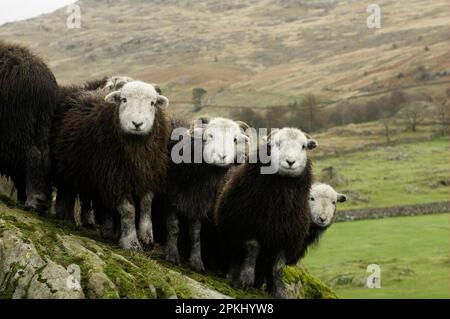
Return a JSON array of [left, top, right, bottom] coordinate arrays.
[[307, 139, 318, 150], [105, 91, 121, 104], [156, 95, 169, 109], [188, 116, 210, 136], [337, 194, 347, 203], [153, 85, 162, 95]]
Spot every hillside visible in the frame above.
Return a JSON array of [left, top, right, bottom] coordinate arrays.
[[0, 0, 448, 111], [0, 196, 336, 299]]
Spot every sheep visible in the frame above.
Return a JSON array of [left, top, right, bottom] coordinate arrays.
[[161, 116, 249, 272], [54, 75, 135, 227], [305, 182, 347, 248], [52, 81, 170, 250], [0, 41, 58, 214], [215, 127, 318, 298]]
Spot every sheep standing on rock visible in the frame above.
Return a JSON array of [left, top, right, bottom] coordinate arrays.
[[215, 128, 317, 298], [52, 81, 170, 250], [162, 116, 249, 271], [54, 75, 134, 228], [305, 183, 347, 249], [0, 41, 58, 214]]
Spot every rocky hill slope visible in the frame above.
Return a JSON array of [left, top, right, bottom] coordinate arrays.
[[0, 194, 337, 299]]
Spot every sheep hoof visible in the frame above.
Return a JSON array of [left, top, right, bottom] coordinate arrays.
[[138, 228, 154, 246], [24, 193, 49, 216], [239, 268, 255, 289], [119, 237, 143, 251], [166, 252, 180, 265], [273, 286, 288, 299], [189, 257, 205, 272]]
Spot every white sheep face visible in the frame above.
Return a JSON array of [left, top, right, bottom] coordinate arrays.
[[105, 81, 169, 136], [309, 183, 347, 227], [195, 118, 248, 167], [267, 128, 317, 177]]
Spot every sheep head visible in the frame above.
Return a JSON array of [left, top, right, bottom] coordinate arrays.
[[189, 117, 250, 167], [105, 81, 169, 136], [309, 183, 347, 228], [263, 128, 318, 177]]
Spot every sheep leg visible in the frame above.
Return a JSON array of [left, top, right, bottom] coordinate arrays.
[[11, 175, 26, 204], [138, 192, 154, 246], [80, 199, 96, 229], [165, 212, 180, 264], [24, 145, 51, 215], [100, 213, 117, 241], [55, 187, 76, 223], [272, 252, 288, 299], [188, 219, 205, 272], [117, 199, 142, 251], [238, 240, 260, 289]]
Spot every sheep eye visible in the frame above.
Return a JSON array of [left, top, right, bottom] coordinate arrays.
[[208, 134, 214, 139], [310, 197, 315, 201], [234, 137, 238, 143], [121, 97, 127, 103], [151, 101, 155, 106], [332, 201, 336, 205], [302, 144, 306, 150]]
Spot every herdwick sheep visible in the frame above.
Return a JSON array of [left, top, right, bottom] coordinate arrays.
[[215, 128, 318, 298], [54, 75, 134, 227], [0, 41, 58, 214], [52, 81, 170, 250], [305, 182, 347, 248], [161, 116, 249, 272]]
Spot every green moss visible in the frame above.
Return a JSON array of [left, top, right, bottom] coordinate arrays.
[[0, 197, 337, 299], [284, 265, 339, 299]]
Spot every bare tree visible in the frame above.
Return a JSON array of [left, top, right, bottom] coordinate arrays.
[[433, 95, 449, 136], [399, 102, 426, 132], [380, 115, 393, 144], [301, 93, 319, 132], [192, 88, 207, 112]]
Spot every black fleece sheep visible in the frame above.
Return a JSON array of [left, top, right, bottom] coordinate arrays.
[[159, 116, 249, 272], [215, 128, 318, 298], [0, 41, 58, 213], [52, 81, 170, 250], [54, 75, 134, 227]]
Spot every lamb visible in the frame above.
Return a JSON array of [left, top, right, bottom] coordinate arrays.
[[215, 128, 318, 298], [305, 182, 347, 248], [52, 81, 170, 250], [0, 41, 58, 214], [162, 116, 249, 272]]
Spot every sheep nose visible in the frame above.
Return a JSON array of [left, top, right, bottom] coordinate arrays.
[[319, 216, 326, 222], [132, 121, 143, 129], [286, 160, 296, 167], [218, 154, 227, 161]]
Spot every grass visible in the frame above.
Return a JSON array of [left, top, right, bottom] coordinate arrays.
[[313, 138, 450, 210], [303, 213, 450, 299]]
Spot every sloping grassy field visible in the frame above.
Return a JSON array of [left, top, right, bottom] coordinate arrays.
[[313, 138, 449, 210], [303, 213, 450, 299]]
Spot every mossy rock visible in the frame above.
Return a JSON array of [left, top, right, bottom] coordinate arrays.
[[0, 196, 336, 299]]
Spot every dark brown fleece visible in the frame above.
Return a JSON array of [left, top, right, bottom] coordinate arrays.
[[0, 41, 58, 206], [52, 90, 169, 211], [215, 153, 312, 286]]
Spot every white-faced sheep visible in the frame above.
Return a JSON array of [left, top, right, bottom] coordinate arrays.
[[160, 116, 249, 272], [306, 182, 347, 248], [215, 128, 318, 298], [52, 81, 170, 250]]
